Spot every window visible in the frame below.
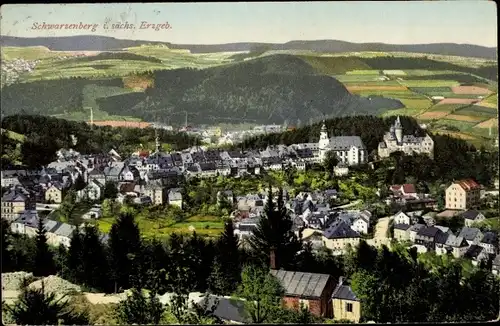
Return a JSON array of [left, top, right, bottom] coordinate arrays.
[[346, 303, 353, 312]]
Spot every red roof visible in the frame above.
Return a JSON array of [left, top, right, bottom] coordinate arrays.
[[138, 150, 150, 158], [455, 179, 481, 191], [390, 184, 416, 194]]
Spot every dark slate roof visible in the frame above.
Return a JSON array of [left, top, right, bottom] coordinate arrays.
[[323, 220, 360, 239], [462, 210, 482, 220], [227, 151, 245, 159], [493, 254, 500, 267], [394, 223, 410, 231], [198, 296, 249, 323], [458, 227, 481, 241], [270, 270, 331, 299], [332, 280, 359, 301], [465, 245, 484, 259], [445, 235, 468, 248], [2, 190, 28, 202], [199, 162, 217, 171], [435, 232, 450, 245], [417, 226, 441, 238], [481, 231, 498, 245]]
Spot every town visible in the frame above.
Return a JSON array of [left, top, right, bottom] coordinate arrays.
[[2, 115, 499, 324]]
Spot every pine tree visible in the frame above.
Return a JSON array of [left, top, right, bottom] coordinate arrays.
[[208, 221, 241, 295], [247, 186, 301, 269], [33, 217, 55, 277], [81, 224, 109, 291], [1, 218, 13, 272], [117, 288, 165, 325], [67, 225, 84, 284], [109, 212, 143, 291]]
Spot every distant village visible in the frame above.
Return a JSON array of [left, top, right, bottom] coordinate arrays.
[[2, 117, 500, 280]]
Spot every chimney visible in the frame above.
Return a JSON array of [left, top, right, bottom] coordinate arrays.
[[270, 248, 277, 270]]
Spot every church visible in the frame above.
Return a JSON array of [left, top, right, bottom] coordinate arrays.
[[318, 121, 367, 166], [378, 116, 434, 159]]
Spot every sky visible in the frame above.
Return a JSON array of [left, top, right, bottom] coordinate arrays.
[[0, 2, 497, 47]]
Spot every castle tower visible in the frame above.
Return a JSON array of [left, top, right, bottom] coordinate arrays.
[[394, 116, 403, 143], [318, 121, 330, 162]]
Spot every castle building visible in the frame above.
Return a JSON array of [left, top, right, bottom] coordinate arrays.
[[318, 121, 367, 166], [378, 116, 434, 159]]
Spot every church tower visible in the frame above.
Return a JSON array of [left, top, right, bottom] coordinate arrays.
[[318, 121, 330, 162], [394, 116, 403, 143]]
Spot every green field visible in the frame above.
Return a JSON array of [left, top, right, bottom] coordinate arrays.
[[398, 98, 433, 110], [96, 214, 224, 239], [345, 69, 381, 75], [426, 104, 469, 112], [51, 109, 142, 122], [478, 93, 498, 108], [351, 89, 425, 99], [343, 80, 402, 86], [334, 74, 387, 82], [82, 84, 140, 109], [399, 79, 461, 87], [1, 46, 70, 60], [403, 69, 468, 76]]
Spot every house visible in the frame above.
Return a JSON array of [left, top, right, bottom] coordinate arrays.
[[389, 184, 418, 198], [77, 179, 104, 202], [50, 222, 76, 248], [465, 245, 489, 266], [88, 168, 106, 185], [415, 226, 442, 251], [393, 211, 411, 225], [1, 170, 23, 187], [408, 224, 425, 243], [333, 164, 349, 177], [234, 218, 259, 241], [143, 182, 168, 206], [270, 269, 335, 318], [195, 295, 250, 324], [81, 207, 102, 220], [434, 231, 450, 256], [332, 277, 361, 323], [322, 220, 361, 254], [445, 179, 481, 210], [10, 210, 40, 236], [103, 164, 123, 182], [479, 231, 498, 255], [351, 214, 369, 235], [119, 165, 140, 182], [45, 183, 65, 204], [458, 227, 483, 246], [444, 235, 469, 258], [492, 254, 500, 276], [462, 210, 486, 227], [393, 224, 411, 242], [167, 188, 183, 208], [1, 189, 34, 222]]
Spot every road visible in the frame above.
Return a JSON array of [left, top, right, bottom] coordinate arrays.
[[366, 216, 392, 248]]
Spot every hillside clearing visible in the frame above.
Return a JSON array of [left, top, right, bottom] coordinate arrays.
[[418, 111, 449, 119], [444, 114, 485, 122], [451, 85, 493, 95]]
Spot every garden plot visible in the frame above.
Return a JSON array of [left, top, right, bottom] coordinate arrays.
[[444, 114, 485, 122], [475, 118, 499, 129], [399, 80, 461, 88], [418, 111, 450, 120], [455, 105, 498, 118], [451, 85, 493, 95], [345, 69, 381, 75]]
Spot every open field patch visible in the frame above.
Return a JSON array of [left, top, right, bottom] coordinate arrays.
[[418, 111, 449, 120], [475, 118, 499, 129], [478, 94, 498, 108], [334, 74, 387, 83], [346, 85, 408, 91], [451, 86, 493, 95], [299, 55, 371, 75], [399, 80, 461, 87], [90, 120, 151, 128], [410, 87, 452, 94], [345, 69, 381, 75], [403, 70, 467, 76], [426, 104, 468, 112], [435, 119, 477, 131], [455, 105, 498, 118], [342, 80, 402, 86], [436, 98, 480, 105], [380, 108, 422, 117], [444, 114, 485, 122], [1, 46, 72, 60], [399, 98, 433, 110], [382, 70, 406, 75]]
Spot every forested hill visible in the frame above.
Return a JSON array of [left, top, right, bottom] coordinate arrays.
[[1, 55, 404, 124], [1, 35, 496, 58], [1, 115, 200, 169]]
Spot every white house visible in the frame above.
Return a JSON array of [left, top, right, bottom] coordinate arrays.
[[394, 211, 411, 225], [351, 215, 369, 235], [77, 179, 104, 202]]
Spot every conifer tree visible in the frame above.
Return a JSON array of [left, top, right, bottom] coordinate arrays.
[[67, 225, 84, 284], [33, 217, 55, 277], [81, 224, 109, 291], [248, 186, 301, 269]]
